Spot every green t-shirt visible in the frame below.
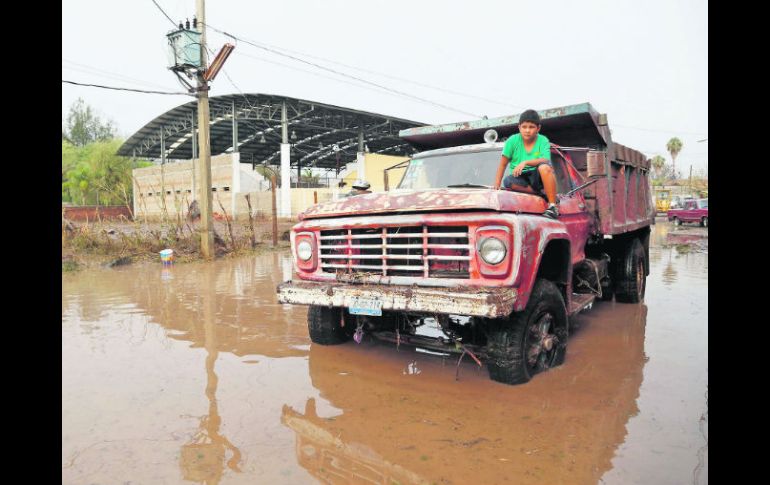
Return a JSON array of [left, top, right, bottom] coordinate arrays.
[[501, 133, 551, 174]]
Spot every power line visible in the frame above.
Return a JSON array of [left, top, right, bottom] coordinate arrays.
[[62, 60, 179, 91], [205, 26, 706, 137], [232, 49, 442, 104], [149, 0, 177, 27], [152, 1, 385, 110], [149, 8, 704, 136], [210, 47, 353, 158], [62, 80, 192, 96], [202, 48, 301, 152], [204, 22, 482, 119], [210, 31, 526, 110]]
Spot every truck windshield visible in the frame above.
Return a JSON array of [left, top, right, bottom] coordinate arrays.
[[397, 150, 501, 189]]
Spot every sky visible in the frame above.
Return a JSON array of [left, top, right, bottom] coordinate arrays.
[[62, 0, 708, 175]]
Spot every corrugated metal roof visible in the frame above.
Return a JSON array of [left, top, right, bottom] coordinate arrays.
[[118, 93, 427, 169]]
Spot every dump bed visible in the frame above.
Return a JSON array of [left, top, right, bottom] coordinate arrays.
[[399, 103, 654, 235]]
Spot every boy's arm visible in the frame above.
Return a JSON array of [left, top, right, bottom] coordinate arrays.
[[511, 158, 550, 177], [494, 155, 510, 189], [512, 138, 552, 175]]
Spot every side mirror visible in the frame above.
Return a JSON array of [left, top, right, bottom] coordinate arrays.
[[586, 151, 606, 177]]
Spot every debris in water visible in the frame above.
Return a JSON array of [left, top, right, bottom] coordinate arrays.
[[106, 256, 132, 268]]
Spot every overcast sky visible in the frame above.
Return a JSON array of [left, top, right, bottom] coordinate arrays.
[[62, 0, 708, 174]]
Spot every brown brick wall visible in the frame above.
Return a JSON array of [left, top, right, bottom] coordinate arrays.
[[63, 205, 133, 221]]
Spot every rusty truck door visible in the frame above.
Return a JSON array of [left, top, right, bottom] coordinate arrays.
[[552, 156, 592, 264]]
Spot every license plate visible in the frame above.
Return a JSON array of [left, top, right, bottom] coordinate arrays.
[[348, 296, 383, 316]]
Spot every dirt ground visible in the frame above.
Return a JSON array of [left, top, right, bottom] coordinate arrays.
[[61, 216, 296, 270]]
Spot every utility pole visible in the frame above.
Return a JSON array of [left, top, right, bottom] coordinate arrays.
[[271, 175, 278, 247], [196, 0, 214, 258]]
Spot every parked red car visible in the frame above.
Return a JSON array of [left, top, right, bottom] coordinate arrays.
[[667, 198, 708, 227]]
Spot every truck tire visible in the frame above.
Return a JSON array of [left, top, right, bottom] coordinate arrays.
[[701, 216, 708, 228], [486, 279, 568, 385], [307, 306, 353, 345], [614, 238, 647, 303], [672, 217, 681, 226]]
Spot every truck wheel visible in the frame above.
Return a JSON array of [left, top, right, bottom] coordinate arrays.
[[614, 238, 647, 303], [486, 279, 568, 385], [307, 306, 353, 345], [672, 217, 681, 226], [701, 217, 708, 228]]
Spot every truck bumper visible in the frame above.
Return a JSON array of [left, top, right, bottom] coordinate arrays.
[[277, 280, 517, 318]]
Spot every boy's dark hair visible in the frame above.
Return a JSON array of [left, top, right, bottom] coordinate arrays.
[[519, 109, 541, 126]]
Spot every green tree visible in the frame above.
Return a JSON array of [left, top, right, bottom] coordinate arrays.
[[666, 137, 683, 179], [63, 98, 117, 146], [255, 165, 281, 187], [650, 155, 667, 184], [62, 138, 151, 206]]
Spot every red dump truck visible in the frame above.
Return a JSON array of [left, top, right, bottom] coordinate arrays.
[[277, 103, 654, 385]]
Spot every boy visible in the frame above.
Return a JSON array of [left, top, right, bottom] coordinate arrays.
[[493, 109, 559, 219]]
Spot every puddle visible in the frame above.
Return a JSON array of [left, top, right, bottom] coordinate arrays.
[[63, 221, 706, 484]]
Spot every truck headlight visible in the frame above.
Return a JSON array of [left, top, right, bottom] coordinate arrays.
[[478, 237, 506, 265], [297, 240, 313, 261]]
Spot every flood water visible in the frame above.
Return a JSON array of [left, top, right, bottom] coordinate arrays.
[[62, 221, 707, 485]]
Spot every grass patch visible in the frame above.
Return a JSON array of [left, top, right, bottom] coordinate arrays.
[[62, 215, 292, 269]]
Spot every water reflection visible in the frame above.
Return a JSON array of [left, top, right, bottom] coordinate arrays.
[[63, 253, 309, 359], [282, 304, 648, 485], [403, 361, 422, 376], [63, 253, 313, 484], [282, 398, 428, 485], [650, 220, 707, 286], [180, 264, 242, 484], [662, 255, 678, 286]]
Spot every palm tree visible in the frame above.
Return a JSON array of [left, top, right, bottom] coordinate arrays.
[[666, 138, 683, 179], [254, 164, 280, 187], [650, 155, 666, 184]]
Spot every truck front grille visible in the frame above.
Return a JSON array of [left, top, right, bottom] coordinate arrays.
[[319, 225, 470, 279]]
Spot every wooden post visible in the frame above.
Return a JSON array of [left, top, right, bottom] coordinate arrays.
[[196, 0, 214, 258], [271, 175, 278, 247], [313, 191, 318, 204]]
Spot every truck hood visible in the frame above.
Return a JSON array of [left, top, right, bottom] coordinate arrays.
[[299, 188, 548, 220]]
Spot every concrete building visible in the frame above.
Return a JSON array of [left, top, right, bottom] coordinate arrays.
[[120, 93, 423, 220], [131, 151, 408, 220]]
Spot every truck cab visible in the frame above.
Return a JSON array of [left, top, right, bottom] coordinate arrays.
[[277, 103, 654, 385]]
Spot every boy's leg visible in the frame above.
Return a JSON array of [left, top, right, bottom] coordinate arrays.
[[531, 164, 559, 219], [537, 164, 557, 205], [502, 174, 534, 190]]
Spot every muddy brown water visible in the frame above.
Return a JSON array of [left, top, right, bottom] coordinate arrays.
[[62, 221, 707, 485]]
